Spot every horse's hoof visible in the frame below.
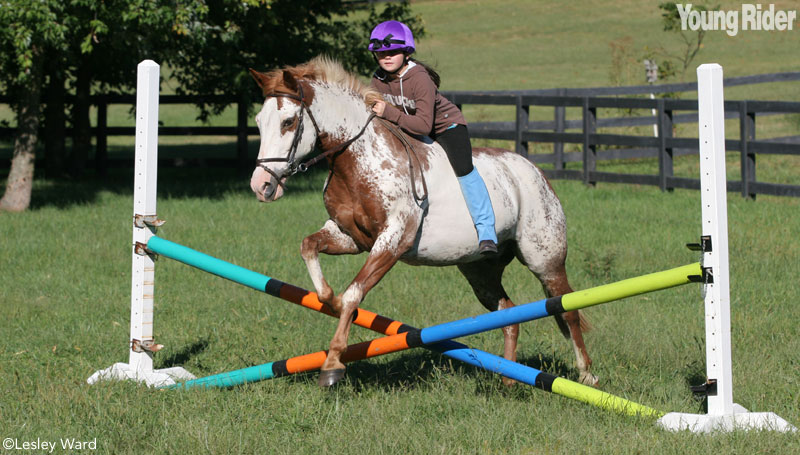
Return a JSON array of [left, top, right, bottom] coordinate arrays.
[[579, 372, 600, 387], [317, 368, 346, 388]]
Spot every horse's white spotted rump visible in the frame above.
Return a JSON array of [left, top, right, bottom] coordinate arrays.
[[248, 57, 597, 388]]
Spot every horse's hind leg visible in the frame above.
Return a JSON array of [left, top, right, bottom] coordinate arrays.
[[514, 226, 598, 387], [538, 264, 598, 387], [457, 250, 518, 386]]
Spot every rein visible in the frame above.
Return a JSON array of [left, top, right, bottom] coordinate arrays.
[[302, 112, 377, 170], [256, 81, 427, 207], [256, 83, 376, 189]]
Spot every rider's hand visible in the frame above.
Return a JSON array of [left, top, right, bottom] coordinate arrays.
[[372, 100, 386, 117]]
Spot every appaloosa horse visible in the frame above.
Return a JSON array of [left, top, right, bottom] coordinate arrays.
[[248, 56, 596, 388]]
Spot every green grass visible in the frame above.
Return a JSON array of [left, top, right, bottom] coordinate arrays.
[[413, 0, 800, 91], [1, 167, 799, 453], [2, 0, 800, 453]]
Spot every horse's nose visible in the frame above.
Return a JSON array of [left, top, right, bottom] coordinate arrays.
[[262, 179, 277, 200], [250, 167, 285, 202]]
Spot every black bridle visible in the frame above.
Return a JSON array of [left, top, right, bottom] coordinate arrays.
[[256, 84, 324, 184], [256, 82, 375, 193]]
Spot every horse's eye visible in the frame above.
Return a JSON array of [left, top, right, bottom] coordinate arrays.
[[281, 118, 294, 129]]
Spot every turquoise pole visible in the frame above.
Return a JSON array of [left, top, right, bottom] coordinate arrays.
[[172, 362, 276, 389], [147, 236, 270, 292]]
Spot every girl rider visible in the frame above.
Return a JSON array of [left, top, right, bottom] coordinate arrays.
[[368, 20, 498, 255]]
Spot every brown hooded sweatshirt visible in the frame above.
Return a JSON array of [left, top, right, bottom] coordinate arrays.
[[370, 61, 466, 137]]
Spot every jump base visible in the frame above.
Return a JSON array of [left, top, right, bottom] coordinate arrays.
[[658, 404, 797, 433], [88, 362, 196, 388]]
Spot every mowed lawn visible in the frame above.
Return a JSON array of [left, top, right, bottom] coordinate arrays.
[[2, 167, 799, 453], [2, 0, 800, 453]]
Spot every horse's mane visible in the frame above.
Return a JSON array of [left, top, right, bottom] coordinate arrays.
[[259, 56, 383, 108]]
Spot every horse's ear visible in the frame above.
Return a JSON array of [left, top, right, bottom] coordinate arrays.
[[249, 68, 271, 92], [282, 70, 298, 93]]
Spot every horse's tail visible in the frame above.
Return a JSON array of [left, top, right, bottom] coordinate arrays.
[[578, 310, 592, 332], [554, 310, 592, 338]]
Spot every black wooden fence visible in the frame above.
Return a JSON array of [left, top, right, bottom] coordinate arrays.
[[0, 94, 257, 173], [2, 71, 799, 198], [442, 71, 800, 198], [445, 93, 800, 198]]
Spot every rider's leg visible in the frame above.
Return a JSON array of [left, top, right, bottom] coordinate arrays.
[[458, 168, 498, 251], [436, 125, 498, 253]]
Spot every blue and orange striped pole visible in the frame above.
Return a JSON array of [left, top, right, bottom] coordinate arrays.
[[166, 330, 663, 417], [148, 236, 699, 416]]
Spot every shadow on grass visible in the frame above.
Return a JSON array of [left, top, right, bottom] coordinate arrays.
[[0, 153, 331, 211], [276, 348, 581, 400], [156, 338, 212, 370], [162, 332, 587, 400], [684, 362, 710, 413]]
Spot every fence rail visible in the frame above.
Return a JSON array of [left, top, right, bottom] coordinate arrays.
[[1, 71, 799, 198], [442, 92, 800, 198]]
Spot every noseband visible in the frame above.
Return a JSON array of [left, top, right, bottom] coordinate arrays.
[[256, 84, 324, 185], [256, 82, 375, 191]]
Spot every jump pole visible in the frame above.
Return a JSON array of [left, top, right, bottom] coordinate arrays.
[[147, 236, 700, 417], [168, 327, 661, 419], [656, 64, 795, 433]]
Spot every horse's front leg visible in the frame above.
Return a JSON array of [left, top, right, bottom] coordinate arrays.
[[318, 227, 412, 387], [301, 219, 361, 314]]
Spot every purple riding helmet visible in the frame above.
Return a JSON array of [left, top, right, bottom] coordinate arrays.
[[368, 20, 415, 54]]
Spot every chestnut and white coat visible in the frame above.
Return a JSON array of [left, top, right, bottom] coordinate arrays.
[[248, 57, 596, 388]]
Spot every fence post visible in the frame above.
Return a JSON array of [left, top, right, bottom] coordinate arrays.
[[739, 101, 756, 199], [237, 96, 249, 174], [658, 98, 674, 192], [95, 97, 108, 177], [582, 97, 596, 186], [515, 95, 529, 156], [553, 88, 565, 170], [697, 63, 735, 417]]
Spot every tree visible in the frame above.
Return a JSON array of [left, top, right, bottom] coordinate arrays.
[[169, 0, 423, 120], [1, 0, 203, 210], [0, 0, 65, 211], [56, 0, 208, 176], [644, 2, 719, 82], [1, 0, 421, 211]]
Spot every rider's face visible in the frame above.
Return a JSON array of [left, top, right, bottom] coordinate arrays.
[[375, 50, 407, 73]]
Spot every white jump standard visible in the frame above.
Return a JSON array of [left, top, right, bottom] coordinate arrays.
[[656, 64, 794, 433], [87, 60, 195, 387]]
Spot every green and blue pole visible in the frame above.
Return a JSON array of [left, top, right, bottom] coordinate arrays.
[[165, 331, 664, 418], [148, 236, 699, 416]]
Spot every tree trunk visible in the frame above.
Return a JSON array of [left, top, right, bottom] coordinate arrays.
[[0, 49, 44, 212], [69, 57, 92, 177], [44, 64, 66, 178]]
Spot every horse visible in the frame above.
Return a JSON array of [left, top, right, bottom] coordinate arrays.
[[248, 56, 596, 388]]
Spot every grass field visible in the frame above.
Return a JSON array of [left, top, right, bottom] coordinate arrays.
[[2, 167, 799, 453], [2, 0, 800, 453]]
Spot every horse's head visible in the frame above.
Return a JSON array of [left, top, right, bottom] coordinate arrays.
[[248, 68, 321, 202], [248, 57, 384, 202]]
